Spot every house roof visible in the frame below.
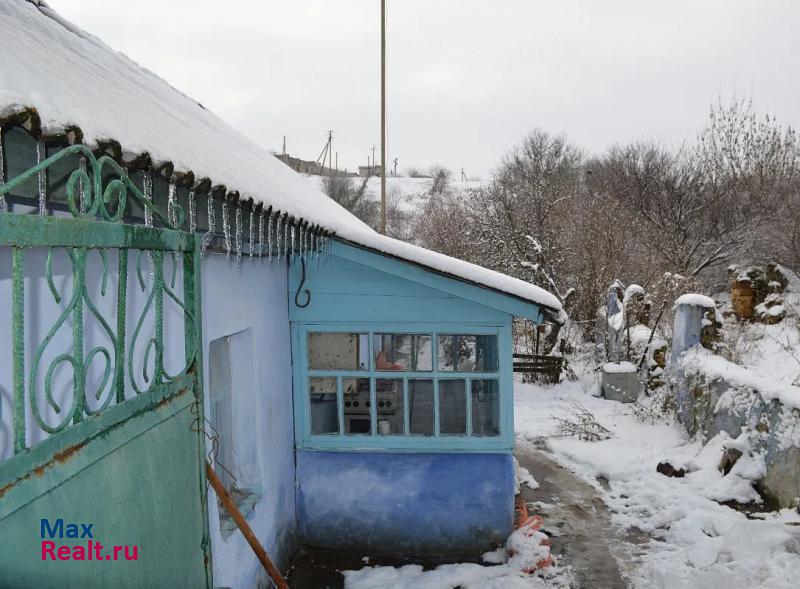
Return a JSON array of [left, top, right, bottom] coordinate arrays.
[[0, 0, 563, 317]]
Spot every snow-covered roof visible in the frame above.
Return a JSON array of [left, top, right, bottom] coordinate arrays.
[[675, 294, 717, 308], [0, 0, 562, 315]]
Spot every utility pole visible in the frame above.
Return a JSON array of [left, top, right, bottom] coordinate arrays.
[[393, 157, 398, 178], [380, 0, 387, 233], [335, 152, 338, 173], [282, 135, 286, 156], [327, 130, 333, 175], [371, 145, 377, 174]]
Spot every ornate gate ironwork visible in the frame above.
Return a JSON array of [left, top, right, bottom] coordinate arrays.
[[0, 144, 200, 453], [0, 144, 212, 588]]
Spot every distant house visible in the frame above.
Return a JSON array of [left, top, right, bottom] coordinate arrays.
[[275, 152, 357, 178], [0, 2, 563, 588], [274, 152, 326, 175], [359, 164, 384, 177]]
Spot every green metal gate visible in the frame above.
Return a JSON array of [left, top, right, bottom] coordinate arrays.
[[0, 145, 212, 588]]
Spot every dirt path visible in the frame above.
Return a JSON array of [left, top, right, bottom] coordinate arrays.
[[516, 442, 647, 588]]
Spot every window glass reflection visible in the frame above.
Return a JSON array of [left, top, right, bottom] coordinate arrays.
[[343, 377, 371, 434], [309, 377, 338, 434], [376, 379, 404, 435], [374, 334, 432, 371], [471, 379, 500, 436], [439, 379, 466, 435], [437, 335, 498, 372], [408, 379, 434, 436], [308, 333, 369, 370]]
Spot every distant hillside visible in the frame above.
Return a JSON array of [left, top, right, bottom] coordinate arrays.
[[303, 175, 485, 217]]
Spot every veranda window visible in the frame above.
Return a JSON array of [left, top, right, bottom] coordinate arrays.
[[303, 328, 502, 445]]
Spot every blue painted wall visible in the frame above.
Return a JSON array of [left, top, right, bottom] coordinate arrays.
[[288, 241, 535, 554], [289, 241, 544, 324], [296, 450, 514, 554]]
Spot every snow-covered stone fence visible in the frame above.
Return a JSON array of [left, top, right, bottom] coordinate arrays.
[[669, 295, 800, 509]]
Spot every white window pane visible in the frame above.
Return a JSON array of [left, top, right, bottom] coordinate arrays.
[[343, 377, 372, 435], [439, 379, 466, 434], [408, 379, 434, 435], [374, 333, 432, 371], [309, 377, 338, 434], [376, 379, 404, 435], [472, 379, 500, 436], [308, 332, 368, 370]]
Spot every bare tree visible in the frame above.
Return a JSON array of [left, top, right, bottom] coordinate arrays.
[[428, 165, 452, 196], [594, 141, 751, 277], [698, 97, 800, 272], [415, 191, 475, 256], [321, 173, 377, 227], [411, 99, 800, 345], [466, 130, 584, 305]]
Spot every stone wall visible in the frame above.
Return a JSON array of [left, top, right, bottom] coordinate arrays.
[[673, 364, 800, 508], [670, 296, 800, 509]]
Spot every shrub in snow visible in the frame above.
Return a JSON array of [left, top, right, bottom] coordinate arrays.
[[551, 401, 612, 441]]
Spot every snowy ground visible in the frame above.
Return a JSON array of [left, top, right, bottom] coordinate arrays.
[[342, 372, 800, 588], [516, 376, 800, 588]]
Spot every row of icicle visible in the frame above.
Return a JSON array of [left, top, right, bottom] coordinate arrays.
[[0, 129, 332, 267]]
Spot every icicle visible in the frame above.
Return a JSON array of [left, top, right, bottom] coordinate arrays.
[[249, 209, 255, 258], [275, 214, 282, 260], [267, 211, 274, 261], [235, 201, 243, 267], [143, 171, 153, 227], [314, 232, 320, 267], [203, 192, 216, 254], [0, 126, 5, 211], [222, 197, 231, 258], [299, 225, 305, 260], [37, 139, 46, 215], [290, 224, 296, 260], [189, 190, 196, 234], [167, 182, 177, 227], [258, 210, 265, 259], [283, 216, 289, 258]]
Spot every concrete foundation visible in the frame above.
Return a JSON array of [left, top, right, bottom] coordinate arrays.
[[601, 362, 641, 403]]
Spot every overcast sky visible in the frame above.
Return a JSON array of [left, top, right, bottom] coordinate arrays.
[[48, 0, 800, 179]]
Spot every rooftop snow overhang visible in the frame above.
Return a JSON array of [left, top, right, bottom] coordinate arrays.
[[0, 0, 563, 321]]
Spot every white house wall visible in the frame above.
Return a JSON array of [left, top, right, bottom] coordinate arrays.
[[201, 253, 295, 589]]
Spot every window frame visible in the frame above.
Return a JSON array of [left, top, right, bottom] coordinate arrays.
[[293, 322, 513, 452]]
